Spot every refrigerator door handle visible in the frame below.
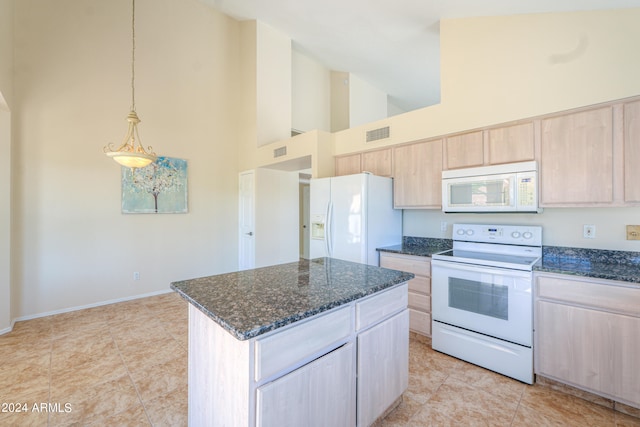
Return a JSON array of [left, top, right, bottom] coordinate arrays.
[[326, 201, 333, 257]]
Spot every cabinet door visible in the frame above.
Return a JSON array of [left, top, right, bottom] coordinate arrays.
[[362, 148, 392, 177], [357, 310, 409, 427], [612, 314, 640, 405], [256, 342, 356, 427], [335, 153, 362, 176], [445, 131, 483, 169], [393, 140, 443, 208], [624, 100, 640, 202], [536, 301, 615, 396], [540, 107, 614, 205], [487, 122, 535, 165]]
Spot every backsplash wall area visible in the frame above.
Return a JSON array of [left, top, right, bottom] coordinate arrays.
[[403, 207, 640, 251]]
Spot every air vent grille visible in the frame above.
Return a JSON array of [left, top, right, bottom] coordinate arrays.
[[273, 146, 287, 158], [366, 126, 390, 142]]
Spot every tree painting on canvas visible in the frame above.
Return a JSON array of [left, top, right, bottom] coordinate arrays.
[[121, 157, 188, 214]]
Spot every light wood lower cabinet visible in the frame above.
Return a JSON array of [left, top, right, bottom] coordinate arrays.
[[257, 342, 356, 427], [534, 273, 640, 408], [380, 252, 432, 336], [357, 310, 409, 427], [189, 284, 409, 426]]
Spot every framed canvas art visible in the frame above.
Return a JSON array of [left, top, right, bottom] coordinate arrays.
[[121, 156, 188, 214]]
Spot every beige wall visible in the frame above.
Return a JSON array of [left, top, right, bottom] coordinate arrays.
[[12, 0, 241, 319], [0, 0, 13, 331], [292, 49, 331, 133], [349, 74, 388, 128], [333, 8, 640, 155]]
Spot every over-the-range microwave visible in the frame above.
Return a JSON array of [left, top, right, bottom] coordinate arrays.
[[441, 161, 541, 213]]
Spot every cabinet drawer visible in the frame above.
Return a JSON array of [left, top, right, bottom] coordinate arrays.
[[408, 276, 430, 295], [356, 284, 408, 331], [536, 275, 640, 317], [409, 309, 431, 336], [409, 291, 430, 312], [380, 253, 430, 277], [254, 305, 352, 382]]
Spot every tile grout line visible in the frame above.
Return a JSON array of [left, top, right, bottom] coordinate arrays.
[[508, 380, 527, 426], [106, 311, 154, 426]]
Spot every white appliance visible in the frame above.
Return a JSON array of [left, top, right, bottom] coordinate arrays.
[[431, 224, 542, 384], [442, 161, 540, 213], [310, 173, 401, 266]]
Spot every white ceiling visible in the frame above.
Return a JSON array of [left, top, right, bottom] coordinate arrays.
[[202, 0, 640, 112]]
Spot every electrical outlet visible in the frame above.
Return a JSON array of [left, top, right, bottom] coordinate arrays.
[[583, 225, 596, 239], [133, 271, 140, 281], [627, 225, 640, 240], [440, 221, 448, 232]]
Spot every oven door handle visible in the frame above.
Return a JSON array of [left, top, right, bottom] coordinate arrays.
[[431, 260, 533, 279]]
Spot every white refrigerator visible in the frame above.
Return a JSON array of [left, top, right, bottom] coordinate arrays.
[[309, 173, 402, 266]]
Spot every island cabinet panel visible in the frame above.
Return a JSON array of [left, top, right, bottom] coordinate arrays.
[[357, 310, 409, 427], [256, 342, 356, 427], [534, 273, 640, 408], [393, 139, 443, 209], [356, 283, 407, 330], [188, 305, 252, 427], [254, 305, 352, 382], [624, 100, 640, 202], [380, 253, 432, 336], [540, 107, 614, 205]]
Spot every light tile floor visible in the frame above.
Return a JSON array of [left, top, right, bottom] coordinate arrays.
[[1, 292, 638, 426]]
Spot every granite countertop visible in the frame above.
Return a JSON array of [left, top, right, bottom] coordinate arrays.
[[534, 246, 640, 285], [377, 237, 452, 257], [171, 257, 414, 341], [378, 236, 640, 285]]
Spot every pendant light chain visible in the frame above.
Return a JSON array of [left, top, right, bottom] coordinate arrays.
[[131, 0, 136, 112], [103, 0, 157, 169]]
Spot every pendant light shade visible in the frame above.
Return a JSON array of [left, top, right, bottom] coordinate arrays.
[[104, 0, 157, 169]]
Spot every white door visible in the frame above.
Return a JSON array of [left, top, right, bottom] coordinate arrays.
[[239, 171, 255, 270]]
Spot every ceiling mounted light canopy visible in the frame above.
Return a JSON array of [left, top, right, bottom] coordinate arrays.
[[104, 0, 157, 169]]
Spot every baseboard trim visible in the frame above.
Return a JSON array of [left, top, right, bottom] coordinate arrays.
[[3, 289, 174, 333]]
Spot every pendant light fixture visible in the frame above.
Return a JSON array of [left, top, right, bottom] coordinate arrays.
[[104, 0, 157, 169]]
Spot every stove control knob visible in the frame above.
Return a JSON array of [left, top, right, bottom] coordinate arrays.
[[523, 232, 533, 239], [511, 231, 521, 239], [457, 229, 466, 236], [465, 229, 474, 236]]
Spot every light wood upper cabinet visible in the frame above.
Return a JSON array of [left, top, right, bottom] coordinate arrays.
[[624, 100, 640, 203], [335, 153, 362, 177], [444, 131, 483, 169], [444, 124, 535, 170], [335, 148, 392, 177], [393, 139, 443, 209], [362, 148, 392, 177], [487, 122, 535, 165], [540, 107, 614, 205]]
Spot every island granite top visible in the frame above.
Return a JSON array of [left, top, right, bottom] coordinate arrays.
[[170, 257, 414, 341]]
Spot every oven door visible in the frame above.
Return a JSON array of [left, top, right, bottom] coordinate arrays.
[[431, 260, 532, 346]]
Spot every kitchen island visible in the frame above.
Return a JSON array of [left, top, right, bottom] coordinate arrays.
[[171, 257, 414, 426]]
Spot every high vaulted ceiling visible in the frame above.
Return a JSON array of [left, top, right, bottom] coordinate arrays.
[[202, 0, 640, 112]]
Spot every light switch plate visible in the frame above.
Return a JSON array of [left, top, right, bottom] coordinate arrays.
[[626, 225, 640, 240]]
